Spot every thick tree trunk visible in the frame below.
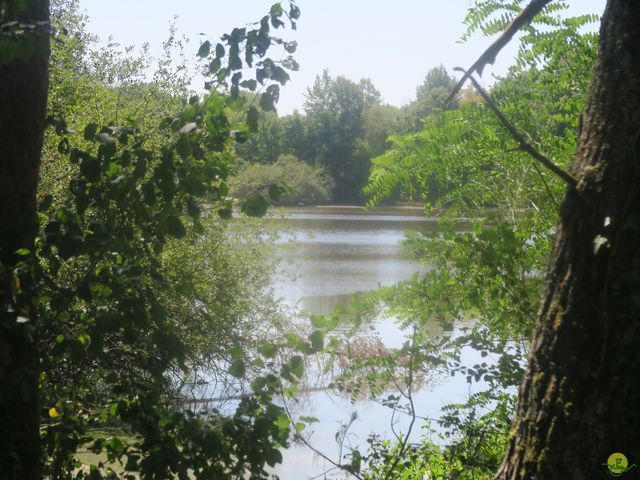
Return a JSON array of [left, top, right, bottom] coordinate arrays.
[[0, 1, 50, 479], [497, 1, 640, 479]]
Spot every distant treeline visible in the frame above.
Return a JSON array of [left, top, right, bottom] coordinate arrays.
[[231, 67, 478, 204]]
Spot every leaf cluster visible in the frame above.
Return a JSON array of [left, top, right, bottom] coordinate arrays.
[[0, 2, 311, 478]]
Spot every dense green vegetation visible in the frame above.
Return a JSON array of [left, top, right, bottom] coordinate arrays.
[[234, 67, 463, 204], [4, 0, 640, 479], [229, 154, 334, 205], [308, 3, 602, 478], [2, 1, 313, 478]]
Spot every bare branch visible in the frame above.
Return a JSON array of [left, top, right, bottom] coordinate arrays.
[[447, 0, 554, 103], [280, 392, 364, 480], [383, 327, 419, 480]]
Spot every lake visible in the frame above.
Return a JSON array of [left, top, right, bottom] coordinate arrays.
[[270, 206, 486, 480]]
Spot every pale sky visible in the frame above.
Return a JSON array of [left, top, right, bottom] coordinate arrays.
[[81, 0, 606, 115]]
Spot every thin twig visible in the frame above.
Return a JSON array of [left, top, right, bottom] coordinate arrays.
[[372, 397, 439, 423], [531, 162, 560, 209], [280, 391, 364, 480], [389, 395, 402, 444], [384, 327, 418, 480], [458, 69, 577, 187], [447, 0, 554, 103]]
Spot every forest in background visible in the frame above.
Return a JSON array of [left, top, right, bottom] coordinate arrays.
[[3, 0, 640, 479], [232, 66, 468, 204]]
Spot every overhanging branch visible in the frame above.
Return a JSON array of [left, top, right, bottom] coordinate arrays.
[[447, 0, 554, 103], [457, 68, 577, 187]]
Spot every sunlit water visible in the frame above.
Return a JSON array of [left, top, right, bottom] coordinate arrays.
[[270, 206, 489, 480]]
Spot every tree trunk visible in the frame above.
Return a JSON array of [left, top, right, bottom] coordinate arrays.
[[497, 1, 640, 478], [0, 1, 50, 479]]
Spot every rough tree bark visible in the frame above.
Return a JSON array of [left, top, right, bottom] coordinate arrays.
[[0, 1, 50, 479], [497, 1, 640, 478]]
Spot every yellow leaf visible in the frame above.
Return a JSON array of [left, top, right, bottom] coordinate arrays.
[[49, 407, 59, 418]]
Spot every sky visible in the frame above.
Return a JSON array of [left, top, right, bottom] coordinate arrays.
[[81, 0, 606, 115]]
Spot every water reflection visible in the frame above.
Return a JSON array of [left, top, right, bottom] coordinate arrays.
[[274, 206, 426, 306], [271, 207, 483, 480]]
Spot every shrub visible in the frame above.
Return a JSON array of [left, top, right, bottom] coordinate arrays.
[[230, 154, 334, 205]]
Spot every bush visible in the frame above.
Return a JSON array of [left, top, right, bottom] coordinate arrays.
[[230, 154, 334, 205]]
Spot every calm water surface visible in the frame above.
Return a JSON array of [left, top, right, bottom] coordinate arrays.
[[270, 206, 485, 480]]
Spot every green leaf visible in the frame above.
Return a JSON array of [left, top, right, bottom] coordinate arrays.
[[215, 43, 225, 58], [230, 346, 244, 360], [229, 359, 246, 378], [209, 58, 221, 74], [106, 436, 126, 456], [289, 4, 301, 19], [258, 343, 278, 358], [271, 66, 290, 85], [229, 53, 242, 71], [240, 79, 257, 91], [192, 219, 205, 234], [218, 181, 229, 198], [247, 106, 260, 132], [288, 356, 304, 379], [218, 207, 233, 219], [266, 84, 280, 102], [176, 136, 192, 159], [299, 416, 319, 424], [198, 40, 211, 58], [275, 414, 289, 430], [310, 315, 330, 329], [282, 56, 299, 71], [84, 123, 98, 141], [38, 195, 53, 212], [260, 92, 276, 112], [58, 138, 70, 154], [285, 332, 308, 351], [268, 184, 286, 201], [309, 330, 324, 351], [80, 157, 100, 182], [166, 215, 186, 238], [217, 67, 228, 82], [265, 448, 283, 467], [270, 3, 283, 17], [241, 195, 268, 217]]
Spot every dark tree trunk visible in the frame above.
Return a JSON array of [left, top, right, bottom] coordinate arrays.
[[0, 1, 50, 479], [497, 1, 640, 479]]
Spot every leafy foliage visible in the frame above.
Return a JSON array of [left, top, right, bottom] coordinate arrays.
[[235, 70, 402, 204], [229, 154, 334, 205], [364, 393, 515, 480], [323, 3, 601, 477], [404, 65, 459, 132], [2, 1, 310, 478]]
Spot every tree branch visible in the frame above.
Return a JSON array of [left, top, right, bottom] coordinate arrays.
[[280, 392, 364, 480], [457, 69, 577, 187], [447, 0, 554, 103], [383, 327, 418, 480], [531, 162, 560, 209]]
